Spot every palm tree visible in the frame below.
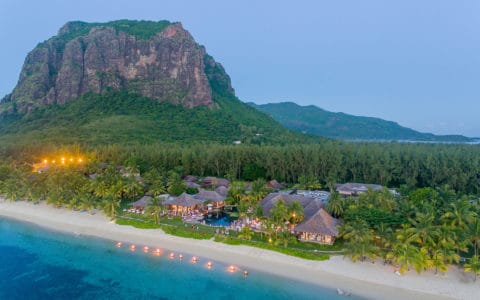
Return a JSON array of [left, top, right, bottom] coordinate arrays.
[[238, 226, 254, 241], [430, 249, 448, 274], [412, 247, 433, 274], [274, 230, 291, 248], [467, 218, 480, 257], [442, 199, 475, 229], [436, 224, 460, 264], [91, 180, 110, 199], [79, 193, 97, 214], [146, 196, 164, 224], [102, 189, 120, 220], [464, 255, 480, 282], [340, 219, 376, 262], [406, 212, 439, 248], [3, 177, 23, 202], [288, 201, 304, 226], [442, 200, 475, 256], [226, 181, 245, 206], [326, 191, 345, 218], [250, 178, 270, 202], [144, 169, 166, 196], [389, 241, 420, 274], [124, 177, 144, 202], [270, 199, 289, 227], [167, 171, 186, 196], [374, 223, 394, 264], [375, 188, 396, 212]]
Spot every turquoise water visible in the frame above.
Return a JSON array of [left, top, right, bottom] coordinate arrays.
[[0, 217, 360, 300], [204, 212, 237, 227]]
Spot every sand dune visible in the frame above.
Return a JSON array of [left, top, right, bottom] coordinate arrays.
[[0, 198, 477, 300]]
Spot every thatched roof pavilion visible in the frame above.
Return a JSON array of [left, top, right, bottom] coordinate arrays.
[[294, 208, 339, 244], [168, 193, 203, 207], [194, 190, 226, 203], [259, 193, 323, 219], [132, 196, 153, 209]]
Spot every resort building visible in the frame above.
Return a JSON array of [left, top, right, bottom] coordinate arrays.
[[194, 190, 226, 211], [295, 190, 330, 206], [132, 196, 153, 211], [200, 176, 230, 188], [260, 193, 324, 220], [260, 192, 339, 244], [293, 208, 339, 245], [335, 183, 384, 197], [166, 193, 203, 215]]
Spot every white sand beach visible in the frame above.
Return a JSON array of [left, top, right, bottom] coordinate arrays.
[[0, 198, 477, 300]]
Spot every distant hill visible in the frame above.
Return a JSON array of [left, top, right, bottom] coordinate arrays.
[[249, 102, 472, 142], [0, 20, 316, 146]]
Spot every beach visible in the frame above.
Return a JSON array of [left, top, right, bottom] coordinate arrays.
[[0, 198, 477, 300]]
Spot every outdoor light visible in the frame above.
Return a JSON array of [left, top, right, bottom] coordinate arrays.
[[116, 242, 122, 248]]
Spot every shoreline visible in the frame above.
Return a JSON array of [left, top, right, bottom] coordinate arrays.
[[0, 199, 476, 300]]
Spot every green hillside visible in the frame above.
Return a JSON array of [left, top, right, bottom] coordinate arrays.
[[0, 92, 315, 146], [250, 102, 471, 142]]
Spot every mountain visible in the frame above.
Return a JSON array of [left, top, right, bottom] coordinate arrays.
[[0, 20, 314, 145], [249, 102, 472, 142]]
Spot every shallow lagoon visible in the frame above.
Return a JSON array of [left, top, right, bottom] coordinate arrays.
[[0, 217, 361, 300]]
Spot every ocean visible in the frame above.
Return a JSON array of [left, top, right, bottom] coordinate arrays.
[[0, 216, 360, 300]]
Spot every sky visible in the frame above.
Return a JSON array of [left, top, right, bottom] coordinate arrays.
[[1, 0, 479, 136]]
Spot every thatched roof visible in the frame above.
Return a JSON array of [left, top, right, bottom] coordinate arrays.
[[267, 179, 282, 190], [184, 175, 198, 182], [215, 186, 228, 196], [194, 190, 226, 202], [294, 208, 339, 236], [168, 193, 203, 207], [259, 193, 323, 219], [132, 196, 153, 208], [201, 176, 230, 188], [185, 181, 201, 189], [336, 183, 383, 194]]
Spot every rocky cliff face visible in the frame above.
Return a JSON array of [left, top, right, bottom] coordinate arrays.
[[5, 20, 233, 113]]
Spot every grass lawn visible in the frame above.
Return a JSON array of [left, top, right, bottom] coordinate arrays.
[[116, 212, 339, 260]]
